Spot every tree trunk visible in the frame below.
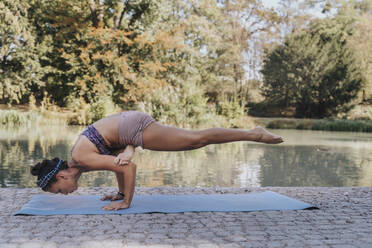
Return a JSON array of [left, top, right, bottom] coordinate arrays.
[[88, 0, 104, 28], [97, 0, 104, 28], [88, 0, 98, 27], [114, 1, 125, 30]]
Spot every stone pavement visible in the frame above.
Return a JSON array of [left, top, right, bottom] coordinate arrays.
[[0, 187, 371, 248]]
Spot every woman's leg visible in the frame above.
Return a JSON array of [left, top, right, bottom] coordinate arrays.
[[142, 123, 283, 151]]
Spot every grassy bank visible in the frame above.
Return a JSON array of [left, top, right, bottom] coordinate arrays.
[[0, 101, 121, 127], [4, 107, 372, 132], [266, 118, 372, 132], [0, 109, 69, 127]]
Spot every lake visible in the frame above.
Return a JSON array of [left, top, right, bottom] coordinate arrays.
[[1, 125, 371, 188]]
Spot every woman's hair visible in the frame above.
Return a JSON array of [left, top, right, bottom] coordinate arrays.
[[30, 157, 68, 191]]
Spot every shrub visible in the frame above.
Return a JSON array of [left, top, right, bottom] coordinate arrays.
[[266, 118, 372, 132], [0, 110, 67, 126]]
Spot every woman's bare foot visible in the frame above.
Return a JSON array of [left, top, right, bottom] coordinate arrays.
[[253, 126, 283, 144]]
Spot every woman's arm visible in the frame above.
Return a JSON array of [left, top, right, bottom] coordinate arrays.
[[115, 172, 125, 194], [110, 146, 133, 198], [100, 172, 125, 201], [102, 161, 136, 210], [110, 145, 135, 201], [101, 148, 125, 198], [73, 153, 136, 209]]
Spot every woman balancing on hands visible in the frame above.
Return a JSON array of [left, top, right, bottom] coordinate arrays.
[[31, 111, 283, 211]]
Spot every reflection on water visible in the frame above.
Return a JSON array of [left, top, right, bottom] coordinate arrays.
[[1, 125, 372, 188]]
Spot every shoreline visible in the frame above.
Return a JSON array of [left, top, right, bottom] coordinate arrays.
[[2, 107, 372, 133], [1, 186, 371, 248], [2, 106, 372, 133]]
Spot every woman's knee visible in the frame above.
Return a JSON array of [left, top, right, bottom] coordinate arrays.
[[187, 131, 208, 149], [128, 162, 137, 170], [121, 162, 137, 173]]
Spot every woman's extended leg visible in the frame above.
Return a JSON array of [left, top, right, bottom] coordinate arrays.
[[142, 123, 283, 151]]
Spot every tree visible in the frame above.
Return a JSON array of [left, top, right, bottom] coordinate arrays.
[[261, 16, 364, 118], [209, 0, 280, 106], [30, 0, 181, 105], [0, 0, 43, 104], [344, 1, 372, 102], [27, 0, 214, 125]]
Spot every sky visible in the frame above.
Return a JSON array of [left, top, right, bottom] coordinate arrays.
[[261, 0, 330, 18], [262, 0, 281, 9]]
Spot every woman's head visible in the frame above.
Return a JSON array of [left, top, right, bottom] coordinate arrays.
[[31, 158, 78, 194]]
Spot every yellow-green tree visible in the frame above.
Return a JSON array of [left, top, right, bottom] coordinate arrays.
[[345, 0, 372, 102], [0, 0, 43, 104]]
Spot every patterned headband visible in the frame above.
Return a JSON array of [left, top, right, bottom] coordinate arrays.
[[37, 159, 64, 189]]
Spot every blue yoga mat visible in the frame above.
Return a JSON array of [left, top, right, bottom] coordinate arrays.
[[14, 191, 315, 215]]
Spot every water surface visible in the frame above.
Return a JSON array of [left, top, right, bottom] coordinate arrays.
[[1, 125, 371, 188]]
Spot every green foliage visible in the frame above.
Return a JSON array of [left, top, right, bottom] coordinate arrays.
[[0, 110, 37, 126], [266, 118, 372, 132], [347, 12, 372, 102], [0, 0, 44, 104], [66, 96, 118, 125], [217, 98, 245, 120], [261, 16, 364, 118], [24, 0, 281, 124], [27, 0, 224, 125], [6, 0, 370, 124], [0, 110, 66, 126], [266, 119, 301, 130], [141, 81, 210, 127], [312, 119, 372, 132], [86, 96, 118, 124]]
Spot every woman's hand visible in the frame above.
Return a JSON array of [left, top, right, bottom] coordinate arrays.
[[114, 145, 135, 166], [114, 152, 132, 165], [102, 201, 130, 211], [100, 193, 124, 201]]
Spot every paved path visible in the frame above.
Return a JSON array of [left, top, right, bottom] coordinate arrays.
[[0, 187, 371, 248]]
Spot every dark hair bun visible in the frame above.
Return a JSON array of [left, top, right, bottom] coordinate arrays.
[[30, 158, 68, 190], [31, 161, 45, 176]]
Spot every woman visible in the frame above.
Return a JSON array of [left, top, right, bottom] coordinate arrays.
[[31, 111, 283, 211]]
